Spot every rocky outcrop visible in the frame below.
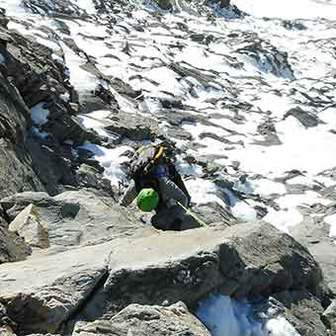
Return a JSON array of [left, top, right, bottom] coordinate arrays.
[[104, 112, 159, 142], [0, 220, 324, 334], [274, 290, 328, 336], [154, 0, 233, 13], [0, 1, 335, 336], [0, 210, 31, 264], [0, 10, 104, 198], [0, 241, 111, 334], [22, 0, 89, 17], [1, 189, 145, 253], [229, 30, 295, 79], [0, 69, 46, 198], [73, 302, 210, 336], [284, 106, 322, 128], [291, 216, 336, 296], [94, 222, 323, 318], [154, 0, 172, 10], [0, 219, 322, 335]]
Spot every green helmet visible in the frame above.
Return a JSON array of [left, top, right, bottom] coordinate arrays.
[[137, 188, 159, 212]]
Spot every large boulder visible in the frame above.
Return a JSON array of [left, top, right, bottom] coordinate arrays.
[[85, 222, 323, 319], [104, 112, 159, 142], [0, 241, 113, 334], [73, 302, 210, 336], [0, 222, 325, 334]]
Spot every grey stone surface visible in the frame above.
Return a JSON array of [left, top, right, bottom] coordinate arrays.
[[104, 112, 159, 142], [323, 299, 336, 334], [82, 222, 323, 320], [274, 290, 327, 336], [9, 204, 49, 249], [0, 222, 323, 334], [0, 241, 112, 334], [291, 217, 336, 295], [73, 302, 210, 336], [0, 3, 334, 336], [2, 189, 144, 253]]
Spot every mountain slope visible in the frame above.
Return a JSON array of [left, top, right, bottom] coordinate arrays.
[[0, 0, 335, 335]]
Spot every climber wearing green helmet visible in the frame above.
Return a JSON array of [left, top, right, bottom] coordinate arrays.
[[136, 188, 160, 212], [119, 142, 191, 230]]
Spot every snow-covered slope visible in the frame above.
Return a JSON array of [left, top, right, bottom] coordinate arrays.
[[1, 0, 335, 334], [232, 0, 336, 20]]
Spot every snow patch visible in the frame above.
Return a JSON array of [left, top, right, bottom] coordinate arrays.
[[263, 191, 332, 233], [30, 103, 49, 126], [264, 208, 303, 234], [61, 42, 97, 94], [227, 116, 336, 177], [196, 295, 300, 336], [78, 110, 113, 137], [185, 178, 227, 208], [80, 143, 133, 186], [325, 214, 336, 238], [265, 316, 301, 336], [232, 201, 258, 222], [0, 0, 26, 16], [232, 0, 336, 20], [252, 179, 287, 196], [75, 0, 96, 14]]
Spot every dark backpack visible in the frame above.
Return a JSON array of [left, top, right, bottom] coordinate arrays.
[[128, 144, 170, 180]]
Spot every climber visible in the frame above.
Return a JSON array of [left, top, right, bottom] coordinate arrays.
[[119, 141, 191, 230]]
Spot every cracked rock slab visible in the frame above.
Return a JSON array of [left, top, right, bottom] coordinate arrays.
[[0, 222, 323, 334], [0, 241, 112, 334], [73, 302, 210, 336], [82, 222, 322, 320]]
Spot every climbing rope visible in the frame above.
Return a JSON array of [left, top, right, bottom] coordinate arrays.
[[177, 201, 208, 227]]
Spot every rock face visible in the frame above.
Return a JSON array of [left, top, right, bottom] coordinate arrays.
[[93, 222, 323, 319], [0, 222, 325, 334], [73, 302, 210, 336], [0, 72, 46, 199], [104, 112, 159, 142], [0, 9, 105, 199], [291, 217, 336, 296]]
